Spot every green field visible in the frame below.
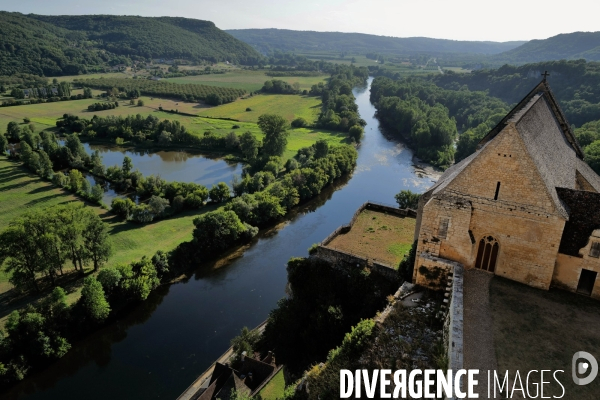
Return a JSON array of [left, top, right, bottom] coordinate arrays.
[[0, 93, 347, 161], [200, 94, 321, 123], [166, 70, 328, 92], [0, 157, 212, 292], [0, 157, 220, 327]]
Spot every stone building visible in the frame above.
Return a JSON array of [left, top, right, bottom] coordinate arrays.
[[413, 78, 600, 299]]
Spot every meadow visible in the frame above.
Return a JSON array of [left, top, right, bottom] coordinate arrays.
[[0, 157, 216, 322], [0, 93, 347, 161], [166, 70, 328, 92], [199, 94, 321, 123]]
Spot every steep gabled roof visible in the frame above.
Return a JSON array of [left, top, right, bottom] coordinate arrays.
[[477, 79, 584, 159]]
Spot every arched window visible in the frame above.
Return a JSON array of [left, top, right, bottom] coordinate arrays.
[[475, 236, 499, 273]]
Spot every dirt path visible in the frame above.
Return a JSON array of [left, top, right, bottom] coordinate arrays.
[[463, 269, 499, 398]]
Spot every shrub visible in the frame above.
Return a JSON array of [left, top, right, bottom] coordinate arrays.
[[291, 117, 308, 128], [246, 107, 252, 112], [349, 125, 364, 142]]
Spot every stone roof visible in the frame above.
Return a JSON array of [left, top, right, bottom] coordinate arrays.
[[477, 80, 583, 158], [425, 79, 600, 220], [514, 94, 578, 218], [575, 158, 600, 192]]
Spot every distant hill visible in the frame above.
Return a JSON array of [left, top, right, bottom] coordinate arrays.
[[225, 29, 526, 56], [495, 32, 600, 63], [0, 12, 262, 76]]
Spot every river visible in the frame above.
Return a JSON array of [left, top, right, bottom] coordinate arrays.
[[6, 78, 438, 400]]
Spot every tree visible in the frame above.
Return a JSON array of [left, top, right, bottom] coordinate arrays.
[[0, 221, 43, 292], [205, 93, 222, 106], [148, 196, 169, 217], [348, 125, 364, 142], [83, 213, 112, 272], [239, 131, 260, 162], [7, 122, 20, 141], [69, 169, 84, 192], [80, 276, 110, 321], [395, 190, 421, 209], [122, 156, 133, 175], [314, 139, 329, 158], [111, 198, 135, 219], [38, 150, 54, 179], [91, 184, 104, 203], [258, 114, 289, 157], [209, 182, 230, 203], [137, 99, 144, 107], [192, 210, 257, 254], [97, 267, 122, 295], [0, 132, 7, 154], [585, 140, 600, 174]]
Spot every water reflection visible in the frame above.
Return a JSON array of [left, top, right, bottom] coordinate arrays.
[[81, 144, 242, 188]]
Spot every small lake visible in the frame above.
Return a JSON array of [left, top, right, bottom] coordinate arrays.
[[6, 78, 439, 400], [76, 144, 243, 205]]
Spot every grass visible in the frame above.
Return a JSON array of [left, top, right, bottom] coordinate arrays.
[[200, 94, 321, 124], [490, 277, 600, 399], [166, 70, 328, 92], [258, 368, 286, 400], [0, 93, 348, 162], [0, 157, 215, 325], [326, 209, 416, 266]]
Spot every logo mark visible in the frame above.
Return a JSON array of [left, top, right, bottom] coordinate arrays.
[[572, 351, 598, 385]]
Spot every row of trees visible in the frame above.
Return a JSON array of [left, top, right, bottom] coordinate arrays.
[[0, 203, 111, 293], [80, 78, 245, 104], [10, 82, 72, 99], [87, 101, 119, 112], [192, 143, 357, 258], [310, 65, 369, 138], [0, 249, 168, 384]]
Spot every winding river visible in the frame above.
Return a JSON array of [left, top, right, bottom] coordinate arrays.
[[6, 78, 438, 400]]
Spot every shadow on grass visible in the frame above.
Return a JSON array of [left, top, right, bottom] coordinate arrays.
[[0, 268, 92, 323]]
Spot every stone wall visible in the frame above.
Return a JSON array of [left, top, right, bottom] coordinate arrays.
[[414, 252, 462, 290], [415, 125, 567, 290], [553, 229, 600, 299], [443, 264, 464, 400], [556, 188, 600, 256], [314, 202, 415, 282]]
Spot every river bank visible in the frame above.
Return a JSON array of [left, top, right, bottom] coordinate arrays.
[[5, 77, 439, 400]]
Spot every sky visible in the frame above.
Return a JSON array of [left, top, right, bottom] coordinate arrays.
[[0, 0, 598, 42]]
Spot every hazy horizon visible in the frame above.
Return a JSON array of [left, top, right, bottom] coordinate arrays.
[[0, 0, 598, 42]]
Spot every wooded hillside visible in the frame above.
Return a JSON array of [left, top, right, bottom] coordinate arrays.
[[0, 12, 262, 76], [226, 28, 525, 56]]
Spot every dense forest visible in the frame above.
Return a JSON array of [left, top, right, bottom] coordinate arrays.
[[431, 59, 600, 127], [370, 76, 509, 167], [0, 12, 262, 76], [226, 29, 524, 56]]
